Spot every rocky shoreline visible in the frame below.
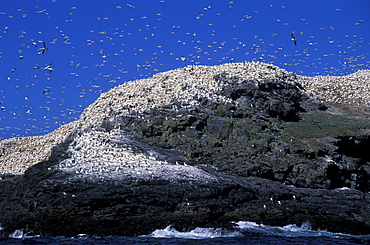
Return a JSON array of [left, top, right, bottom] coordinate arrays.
[[1, 62, 370, 236]]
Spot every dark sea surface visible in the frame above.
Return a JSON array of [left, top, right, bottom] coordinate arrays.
[[1, 221, 370, 245], [1, 235, 369, 245]]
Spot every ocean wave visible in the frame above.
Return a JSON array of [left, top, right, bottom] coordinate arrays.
[[8, 230, 25, 239], [142, 225, 243, 239], [5, 221, 370, 243], [142, 221, 370, 241], [234, 221, 347, 238], [8, 229, 41, 239]]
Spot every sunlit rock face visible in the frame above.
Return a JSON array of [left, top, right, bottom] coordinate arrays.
[[1, 62, 370, 237]]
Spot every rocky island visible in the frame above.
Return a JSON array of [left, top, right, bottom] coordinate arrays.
[[1, 61, 370, 236]]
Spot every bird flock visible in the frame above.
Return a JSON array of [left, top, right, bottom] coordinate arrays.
[[0, 1, 369, 140]]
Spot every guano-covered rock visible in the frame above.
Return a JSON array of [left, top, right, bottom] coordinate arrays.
[[1, 62, 370, 236]]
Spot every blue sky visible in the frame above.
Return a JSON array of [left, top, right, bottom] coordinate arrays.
[[0, 0, 369, 140]]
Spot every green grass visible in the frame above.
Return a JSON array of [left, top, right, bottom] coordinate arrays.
[[283, 111, 370, 139]]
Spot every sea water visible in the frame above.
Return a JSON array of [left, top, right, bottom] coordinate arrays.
[[1, 221, 369, 244]]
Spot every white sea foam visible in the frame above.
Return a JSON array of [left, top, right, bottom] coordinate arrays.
[[142, 225, 243, 239], [9, 229, 24, 239], [233, 221, 353, 238], [7, 229, 41, 239], [143, 221, 367, 240], [234, 221, 314, 236]]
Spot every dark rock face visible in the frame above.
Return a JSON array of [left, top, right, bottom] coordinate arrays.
[[327, 135, 370, 191], [108, 75, 369, 192], [1, 69, 370, 237], [1, 165, 370, 237]]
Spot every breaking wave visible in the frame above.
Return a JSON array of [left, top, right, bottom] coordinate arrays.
[[143, 221, 370, 242], [143, 225, 243, 239], [4, 221, 370, 244], [234, 221, 347, 238]]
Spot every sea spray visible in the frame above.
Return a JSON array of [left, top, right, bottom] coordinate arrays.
[[8, 230, 24, 239], [142, 225, 243, 239]]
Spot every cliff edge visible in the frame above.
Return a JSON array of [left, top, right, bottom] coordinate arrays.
[[1, 62, 370, 236]]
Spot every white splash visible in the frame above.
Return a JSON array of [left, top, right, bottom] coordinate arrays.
[[234, 221, 313, 233], [9, 229, 24, 239], [143, 221, 364, 240], [143, 225, 242, 239], [234, 221, 352, 238]]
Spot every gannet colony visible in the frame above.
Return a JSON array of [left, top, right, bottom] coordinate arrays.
[[1, 61, 370, 237], [1, 61, 369, 176]]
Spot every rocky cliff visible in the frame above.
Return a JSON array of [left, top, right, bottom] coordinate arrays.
[[1, 62, 370, 236]]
